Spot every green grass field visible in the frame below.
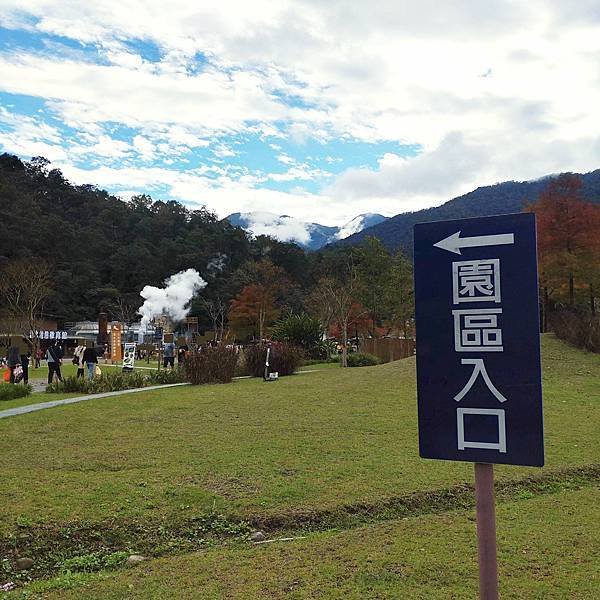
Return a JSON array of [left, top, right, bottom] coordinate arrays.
[[29, 487, 600, 599], [1, 334, 598, 597]]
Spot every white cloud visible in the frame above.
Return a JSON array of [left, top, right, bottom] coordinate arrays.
[[0, 0, 599, 220], [132, 135, 155, 161], [243, 212, 312, 244]]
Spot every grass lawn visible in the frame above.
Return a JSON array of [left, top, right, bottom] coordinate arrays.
[[0, 334, 598, 596], [0, 392, 81, 412], [0, 335, 598, 531], [21, 487, 600, 599]]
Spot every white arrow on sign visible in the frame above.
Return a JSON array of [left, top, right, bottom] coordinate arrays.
[[433, 230, 514, 255]]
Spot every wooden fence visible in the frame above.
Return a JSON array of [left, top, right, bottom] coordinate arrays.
[[361, 338, 415, 363]]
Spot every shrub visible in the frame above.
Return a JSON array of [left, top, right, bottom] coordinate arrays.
[[549, 310, 600, 353], [346, 352, 381, 367], [59, 551, 129, 574], [46, 376, 89, 394], [0, 383, 32, 401], [46, 369, 183, 394], [146, 368, 186, 385], [184, 345, 239, 384], [244, 342, 304, 377], [271, 313, 324, 358], [314, 338, 338, 360]]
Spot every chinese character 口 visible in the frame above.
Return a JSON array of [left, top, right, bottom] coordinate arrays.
[[452, 259, 501, 304], [457, 407, 507, 453], [453, 308, 503, 352]]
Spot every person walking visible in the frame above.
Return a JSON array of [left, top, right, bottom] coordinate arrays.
[[83, 343, 98, 379], [6, 346, 20, 384], [73, 343, 86, 378], [46, 342, 63, 384]]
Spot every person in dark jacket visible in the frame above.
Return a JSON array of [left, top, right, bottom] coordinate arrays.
[[46, 342, 63, 384], [20, 350, 31, 384], [83, 344, 98, 379], [6, 346, 20, 384]]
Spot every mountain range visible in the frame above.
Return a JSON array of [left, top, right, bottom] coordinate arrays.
[[227, 170, 600, 253], [226, 211, 387, 250], [337, 170, 600, 253]]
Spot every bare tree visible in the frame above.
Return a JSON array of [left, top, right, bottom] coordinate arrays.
[[109, 295, 139, 326], [201, 296, 227, 341], [316, 269, 359, 367], [0, 259, 52, 351]]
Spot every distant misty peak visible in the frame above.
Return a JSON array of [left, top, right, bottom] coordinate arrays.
[[226, 211, 387, 250], [335, 213, 387, 240]]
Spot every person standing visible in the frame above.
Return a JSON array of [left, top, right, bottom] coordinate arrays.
[[83, 343, 98, 379], [6, 346, 20, 384], [46, 342, 63, 384], [20, 350, 31, 385], [177, 343, 189, 366], [73, 343, 86, 378], [163, 340, 176, 369], [35, 347, 42, 368]]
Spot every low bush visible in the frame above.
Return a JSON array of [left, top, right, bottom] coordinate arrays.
[[346, 352, 381, 367], [59, 551, 129, 574], [46, 369, 184, 394], [183, 345, 239, 384], [303, 355, 341, 366], [244, 342, 304, 377], [146, 369, 186, 385], [550, 310, 600, 353], [0, 383, 32, 401], [46, 377, 89, 394]]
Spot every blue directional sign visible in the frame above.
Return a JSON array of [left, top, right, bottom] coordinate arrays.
[[413, 213, 544, 467]]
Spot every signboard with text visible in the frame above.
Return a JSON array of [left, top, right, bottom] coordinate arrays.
[[414, 213, 544, 467]]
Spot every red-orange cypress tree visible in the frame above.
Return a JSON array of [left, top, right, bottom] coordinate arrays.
[[527, 174, 600, 317]]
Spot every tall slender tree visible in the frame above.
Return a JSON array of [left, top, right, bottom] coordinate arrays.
[[527, 174, 600, 319]]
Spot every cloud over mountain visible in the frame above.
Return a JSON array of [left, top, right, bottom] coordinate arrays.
[[226, 212, 386, 249]]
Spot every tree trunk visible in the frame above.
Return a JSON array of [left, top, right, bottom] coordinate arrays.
[[568, 273, 574, 306], [591, 283, 596, 316], [259, 308, 264, 342], [341, 318, 348, 367]]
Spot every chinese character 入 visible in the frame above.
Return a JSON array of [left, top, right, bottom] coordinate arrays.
[[453, 259, 501, 304], [453, 308, 503, 352], [453, 358, 507, 403]]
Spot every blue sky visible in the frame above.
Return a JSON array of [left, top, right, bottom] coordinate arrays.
[[0, 2, 598, 229]]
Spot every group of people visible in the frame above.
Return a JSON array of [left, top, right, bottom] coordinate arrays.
[[72, 343, 100, 379], [1, 341, 105, 386], [162, 341, 189, 369], [3, 346, 31, 385]]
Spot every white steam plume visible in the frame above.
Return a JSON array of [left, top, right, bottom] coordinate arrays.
[[138, 269, 206, 336], [206, 253, 227, 275]]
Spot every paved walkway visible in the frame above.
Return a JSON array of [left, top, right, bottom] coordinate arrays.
[[1, 369, 324, 421], [0, 383, 189, 420]]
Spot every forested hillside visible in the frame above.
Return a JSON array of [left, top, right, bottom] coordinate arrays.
[[2, 153, 598, 342], [338, 170, 600, 252], [0, 154, 308, 323]]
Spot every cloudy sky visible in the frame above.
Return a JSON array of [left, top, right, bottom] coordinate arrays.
[[0, 0, 599, 227]]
